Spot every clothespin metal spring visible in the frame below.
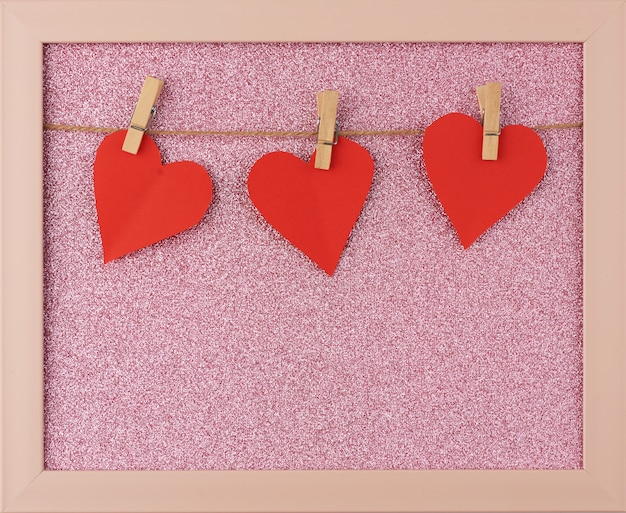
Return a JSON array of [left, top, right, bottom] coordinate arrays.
[[316, 118, 339, 146], [129, 105, 157, 134]]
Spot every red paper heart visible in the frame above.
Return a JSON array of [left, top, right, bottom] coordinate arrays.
[[422, 113, 547, 248], [247, 137, 374, 275], [94, 130, 213, 263]]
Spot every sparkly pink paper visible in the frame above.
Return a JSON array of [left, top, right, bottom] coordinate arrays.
[[43, 43, 583, 470]]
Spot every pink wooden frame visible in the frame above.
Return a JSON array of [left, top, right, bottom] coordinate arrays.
[[1, 1, 624, 511]]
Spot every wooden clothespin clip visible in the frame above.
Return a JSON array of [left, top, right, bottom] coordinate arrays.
[[122, 76, 164, 154], [476, 81, 502, 160], [314, 90, 339, 170]]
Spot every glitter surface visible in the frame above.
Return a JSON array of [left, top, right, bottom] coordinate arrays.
[[43, 43, 583, 470]]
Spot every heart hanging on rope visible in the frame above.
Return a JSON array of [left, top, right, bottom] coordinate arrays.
[[94, 130, 213, 263], [422, 113, 548, 248], [247, 137, 374, 276]]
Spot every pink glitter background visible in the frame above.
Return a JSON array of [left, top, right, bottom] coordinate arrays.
[[43, 43, 583, 470]]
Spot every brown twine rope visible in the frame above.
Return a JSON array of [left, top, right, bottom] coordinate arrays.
[[43, 122, 582, 136]]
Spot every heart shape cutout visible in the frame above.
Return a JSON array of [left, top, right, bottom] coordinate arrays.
[[94, 130, 213, 263], [247, 137, 374, 275], [422, 113, 548, 248]]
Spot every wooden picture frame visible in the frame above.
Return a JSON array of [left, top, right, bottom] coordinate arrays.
[[1, 1, 624, 511]]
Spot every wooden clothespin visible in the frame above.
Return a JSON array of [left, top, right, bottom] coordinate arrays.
[[476, 81, 502, 160], [122, 76, 164, 154], [314, 90, 339, 170]]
